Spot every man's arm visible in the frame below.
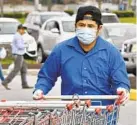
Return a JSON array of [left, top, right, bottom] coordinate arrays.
[[34, 46, 61, 95], [109, 46, 130, 92], [109, 46, 130, 104]]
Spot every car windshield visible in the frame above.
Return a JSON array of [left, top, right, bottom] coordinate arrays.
[[0, 22, 19, 34], [102, 15, 119, 23], [41, 14, 68, 24], [62, 21, 75, 32], [106, 25, 136, 39]]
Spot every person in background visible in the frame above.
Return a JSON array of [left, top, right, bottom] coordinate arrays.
[[1, 24, 33, 90], [33, 6, 130, 106]]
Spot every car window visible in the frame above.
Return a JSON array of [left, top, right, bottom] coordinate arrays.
[[106, 25, 136, 38], [0, 22, 19, 34], [102, 15, 119, 23], [35, 15, 41, 24], [26, 14, 32, 23], [45, 21, 60, 31], [62, 21, 75, 32], [31, 15, 37, 24], [41, 14, 68, 24]]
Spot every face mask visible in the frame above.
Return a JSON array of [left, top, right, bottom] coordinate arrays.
[[76, 28, 97, 45]]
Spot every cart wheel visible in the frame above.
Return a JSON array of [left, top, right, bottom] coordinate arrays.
[[6, 107, 14, 112], [85, 100, 91, 108], [66, 103, 73, 111], [95, 108, 102, 115], [106, 105, 114, 112]]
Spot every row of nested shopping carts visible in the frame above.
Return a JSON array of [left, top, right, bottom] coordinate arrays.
[[0, 95, 122, 125]]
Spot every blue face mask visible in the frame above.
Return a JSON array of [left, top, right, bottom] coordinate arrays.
[[76, 28, 97, 45]]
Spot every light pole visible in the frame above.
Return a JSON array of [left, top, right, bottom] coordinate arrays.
[[47, 0, 52, 11], [98, 0, 102, 9], [0, 0, 3, 17], [34, 0, 39, 11]]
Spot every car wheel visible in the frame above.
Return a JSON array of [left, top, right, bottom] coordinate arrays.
[[36, 46, 44, 63]]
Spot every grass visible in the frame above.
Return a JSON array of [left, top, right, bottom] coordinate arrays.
[[18, 17, 137, 24], [18, 18, 25, 23], [1, 58, 37, 65], [119, 17, 136, 24]]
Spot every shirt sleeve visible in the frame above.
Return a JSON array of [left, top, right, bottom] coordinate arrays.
[[15, 35, 25, 50], [34, 45, 61, 94], [109, 46, 130, 92]]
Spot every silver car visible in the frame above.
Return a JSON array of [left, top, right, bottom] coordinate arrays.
[[37, 17, 113, 63], [24, 11, 70, 41], [121, 38, 136, 76]]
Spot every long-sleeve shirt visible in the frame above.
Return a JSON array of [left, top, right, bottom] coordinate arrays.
[[12, 32, 25, 55], [35, 36, 130, 105]]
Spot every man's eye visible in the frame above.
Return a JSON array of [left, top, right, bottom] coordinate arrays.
[[78, 24, 85, 27], [88, 25, 93, 28]]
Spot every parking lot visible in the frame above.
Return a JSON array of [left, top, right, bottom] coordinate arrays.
[[0, 1, 136, 125]]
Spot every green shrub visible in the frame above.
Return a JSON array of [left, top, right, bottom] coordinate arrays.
[[64, 9, 74, 16], [3, 12, 28, 19], [112, 11, 135, 17]]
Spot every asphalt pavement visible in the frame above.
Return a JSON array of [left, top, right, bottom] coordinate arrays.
[[0, 73, 136, 125]]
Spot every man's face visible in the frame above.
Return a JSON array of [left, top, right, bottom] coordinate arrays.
[[76, 15, 102, 35], [18, 28, 25, 35]]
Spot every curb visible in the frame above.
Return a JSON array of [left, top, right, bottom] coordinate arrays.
[[130, 89, 137, 101], [3, 69, 39, 76]]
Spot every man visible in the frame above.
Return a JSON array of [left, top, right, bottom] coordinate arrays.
[[33, 6, 130, 105], [2, 24, 32, 90]]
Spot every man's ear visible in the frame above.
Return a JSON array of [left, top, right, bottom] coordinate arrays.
[[99, 25, 102, 30], [97, 25, 103, 35]]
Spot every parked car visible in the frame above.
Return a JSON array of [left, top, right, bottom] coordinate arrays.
[[37, 17, 114, 63], [72, 12, 120, 23], [23, 32, 37, 60], [0, 17, 37, 59], [104, 23, 136, 51], [121, 38, 136, 76], [24, 11, 70, 41]]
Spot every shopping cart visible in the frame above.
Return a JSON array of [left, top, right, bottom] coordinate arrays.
[[0, 95, 121, 125]]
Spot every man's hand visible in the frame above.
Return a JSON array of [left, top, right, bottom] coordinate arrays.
[[33, 89, 44, 100], [117, 87, 130, 105]]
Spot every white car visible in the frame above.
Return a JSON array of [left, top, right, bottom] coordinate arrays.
[[23, 32, 37, 59], [104, 23, 136, 51], [0, 17, 37, 59], [37, 16, 113, 63], [72, 12, 120, 23]]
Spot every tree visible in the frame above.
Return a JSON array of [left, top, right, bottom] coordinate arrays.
[[0, 0, 4, 17]]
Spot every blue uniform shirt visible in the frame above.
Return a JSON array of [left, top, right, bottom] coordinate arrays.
[[35, 36, 130, 105]]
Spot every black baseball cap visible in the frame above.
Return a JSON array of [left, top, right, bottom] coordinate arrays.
[[17, 24, 27, 30], [75, 6, 103, 25]]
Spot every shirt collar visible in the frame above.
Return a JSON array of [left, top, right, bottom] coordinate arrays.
[[67, 36, 83, 54], [67, 36, 107, 53]]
